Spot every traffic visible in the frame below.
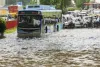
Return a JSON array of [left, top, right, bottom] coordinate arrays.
[[62, 9, 100, 28]]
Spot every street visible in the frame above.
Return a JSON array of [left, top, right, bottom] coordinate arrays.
[[0, 28, 100, 67]]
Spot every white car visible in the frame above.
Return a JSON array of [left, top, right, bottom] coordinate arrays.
[[83, 16, 93, 27], [93, 9, 100, 15], [62, 14, 74, 28], [72, 17, 83, 28]]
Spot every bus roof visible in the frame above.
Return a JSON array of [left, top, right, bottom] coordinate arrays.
[[26, 5, 56, 10], [18, 5, 62, 18], [18, 10, 62, 18], [19, 9, 61, 12], [19, 5, 61, 13]]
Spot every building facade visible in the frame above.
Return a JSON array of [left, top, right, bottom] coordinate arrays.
[[0, 0, 5, 7], [90, 0, 100, 3], [84, 0, 100, 9], [94, 0, 100, 3]]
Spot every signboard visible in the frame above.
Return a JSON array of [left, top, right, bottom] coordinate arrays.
[[8, 6, 18, 13], [0, 9, 8, 15]]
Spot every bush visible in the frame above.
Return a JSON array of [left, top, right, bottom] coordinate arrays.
[[23, 6, 26, 9], [0, 17, 6, 34], [67, 7, 81, 11], [0, 17, 6, 24]]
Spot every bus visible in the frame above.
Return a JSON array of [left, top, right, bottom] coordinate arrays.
[[17, 5, 62, 37]]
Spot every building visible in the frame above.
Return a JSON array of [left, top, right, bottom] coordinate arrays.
[[0, 0, 5, 7], [84, 0, 100, 9], [89, 0, 100, 3], [94, 0, 100, 3]]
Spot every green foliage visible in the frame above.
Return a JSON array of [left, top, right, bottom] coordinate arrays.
[[6, 0, 71, 14], [0, 18, 6, 34], [0, 18, 6, 24], [6, 0, 16, 5], [23, 6, 26, 9], [67, 7, 76, 11], [67, 7, 81, 11], [6, 0, 31, 5], [40, 0, 71, 14], [29, 0, 36, 5]]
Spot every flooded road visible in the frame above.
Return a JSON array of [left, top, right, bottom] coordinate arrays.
[[0, 28, 100, 67]]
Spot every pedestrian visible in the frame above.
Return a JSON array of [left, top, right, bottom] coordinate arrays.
[[96, 16, 100, 28]]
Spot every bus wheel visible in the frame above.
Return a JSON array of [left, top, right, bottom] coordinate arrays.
[[45, 26, 48, 33], [57, 25, 59, 31]]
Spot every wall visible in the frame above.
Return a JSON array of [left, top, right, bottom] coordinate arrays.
[[95, 0, 100, 3]]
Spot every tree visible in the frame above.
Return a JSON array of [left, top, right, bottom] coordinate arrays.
[[40, 0, 71, 13], [28, 0, 36, 5], [6, 0, 16, 5], [6, 0, 31, 5], [6, 0, 71, 13], [60, 0, 71, 13]]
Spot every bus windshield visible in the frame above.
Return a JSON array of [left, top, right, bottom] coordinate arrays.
[[18, 15, 42, 28]]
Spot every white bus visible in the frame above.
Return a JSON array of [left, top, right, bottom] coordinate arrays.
[[17, 5, 62, 37]]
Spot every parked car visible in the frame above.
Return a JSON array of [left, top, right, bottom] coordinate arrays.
[[93, 9, 100, 15], [83, 16, 94, 28], [62, 14, 74, 28], [94, 15, 100, 28], [72, 17, 83, 28]]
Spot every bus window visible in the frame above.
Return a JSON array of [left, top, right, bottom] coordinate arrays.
[[18, 15, 42, 28]]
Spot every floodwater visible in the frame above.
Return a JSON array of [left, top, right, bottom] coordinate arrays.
[[0, 28, 100, 67]]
